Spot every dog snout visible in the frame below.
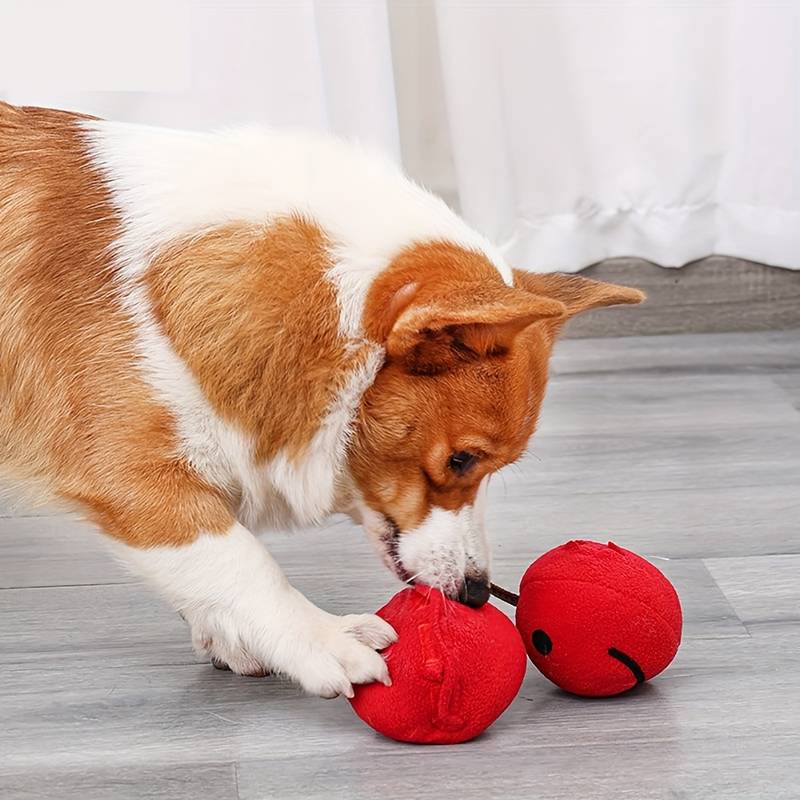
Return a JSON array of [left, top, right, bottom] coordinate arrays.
[[458, 574, 491, 608]]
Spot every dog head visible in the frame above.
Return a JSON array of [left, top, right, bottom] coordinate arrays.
[[348, 243, 643, 605]]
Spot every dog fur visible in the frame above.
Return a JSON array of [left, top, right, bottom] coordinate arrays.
[[0, 102, 643, 696]]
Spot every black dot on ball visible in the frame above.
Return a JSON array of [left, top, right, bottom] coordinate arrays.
[[532, 629, 552, 655]]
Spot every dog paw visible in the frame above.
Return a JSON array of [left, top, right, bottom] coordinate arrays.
[[192, 625, 272, 677], [186, 605, 396, 696], [210, 655, 271, 677], [293, 613, 397, 699]]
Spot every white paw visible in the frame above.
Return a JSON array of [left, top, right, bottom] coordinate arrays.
[[186, 605, 397, 698], [294, 612, 398, 699], [189, 617, 272, 678]]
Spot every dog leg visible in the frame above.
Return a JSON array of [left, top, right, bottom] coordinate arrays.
[[114, 522, 396, 697]]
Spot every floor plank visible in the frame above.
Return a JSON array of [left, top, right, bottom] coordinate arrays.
[[486, 483, 800, 561], [0, 515, 130, 589], [565, 258, 800, 338], [551, 329, 800, 375], [538, 373, 800, 436], [506, 427, 800, 495], [772, 370, 800, 411], [705, 555, 800, 631], [0, 764, 238, 800]]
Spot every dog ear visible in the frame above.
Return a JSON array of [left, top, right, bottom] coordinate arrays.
[[512, 271, 645, 329], [384, 283, 566, 374]]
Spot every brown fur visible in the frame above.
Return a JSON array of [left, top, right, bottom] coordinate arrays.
[[512, 270, 645, 332], [0, 102, 232, 545], [146, 215, 362, 463], [350, 244, 644, 532]]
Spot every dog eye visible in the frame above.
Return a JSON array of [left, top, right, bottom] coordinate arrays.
[[448, 451, 476, 475]]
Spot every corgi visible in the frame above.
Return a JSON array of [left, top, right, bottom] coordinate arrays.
[[0, 102, 643, 697]]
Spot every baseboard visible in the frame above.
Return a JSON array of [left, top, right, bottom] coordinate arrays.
[[562, 256, 800, 338]]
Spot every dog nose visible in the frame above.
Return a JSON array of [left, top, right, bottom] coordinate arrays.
[[459, 575, 491, 608]]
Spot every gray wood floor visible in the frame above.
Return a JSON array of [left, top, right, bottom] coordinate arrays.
[[566, 258, 800, 338], [1, 330, 799, 800]]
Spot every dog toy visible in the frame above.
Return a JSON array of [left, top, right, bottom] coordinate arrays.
[[349, 583, 526, 744], [505, 540, 683, 697], [349, 540, 682, 743]]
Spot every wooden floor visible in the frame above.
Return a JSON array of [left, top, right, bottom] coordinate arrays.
[[568, 258, 800, 338], [2, 330, 799, 800]]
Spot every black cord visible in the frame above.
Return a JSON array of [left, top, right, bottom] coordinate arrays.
[[489, 582, 519, 607]]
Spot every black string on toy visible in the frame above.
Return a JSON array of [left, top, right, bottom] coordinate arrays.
[[489, 582, 519, 607]]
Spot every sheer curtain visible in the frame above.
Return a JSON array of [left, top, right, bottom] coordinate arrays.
[[2, 0, 798, 273], [0, 0, 400, 156], [434, 0, 800, 272]]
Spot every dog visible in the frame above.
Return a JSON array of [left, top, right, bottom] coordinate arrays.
[[0, 102, 643, 697]]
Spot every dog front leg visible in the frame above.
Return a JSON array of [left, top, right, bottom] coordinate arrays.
[[114, 522, 396, 698]]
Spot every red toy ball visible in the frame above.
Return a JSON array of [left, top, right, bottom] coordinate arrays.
[[349, 584, 526, 744], [515, 540, 682, 697]]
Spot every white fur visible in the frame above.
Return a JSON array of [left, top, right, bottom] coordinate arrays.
[[112, 524, 396, 697], [263, 342, 384, 526], [396, 477, 491, 596], [118, 279, 260, 505], [80, 121, 512, 339]]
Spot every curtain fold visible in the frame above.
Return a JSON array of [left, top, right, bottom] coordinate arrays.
[[434, 0, 800, 271]]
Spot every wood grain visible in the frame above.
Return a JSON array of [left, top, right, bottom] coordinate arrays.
[[773, 370, 800, 411], [705, 555, 800, 631], [564, 257, 800, 338], [0, 764, 238, 800]]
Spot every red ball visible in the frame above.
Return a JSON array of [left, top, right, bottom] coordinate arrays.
[[349, 584, 526, 744], [516, 540, 682, 697]]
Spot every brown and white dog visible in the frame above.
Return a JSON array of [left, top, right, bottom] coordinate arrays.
[[0, 102, 643, 697]]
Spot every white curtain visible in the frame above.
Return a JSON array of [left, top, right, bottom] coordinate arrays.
[[434, 0, 800, 272], [0, 0, 400, 157], [2, 0, 798, 273]]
